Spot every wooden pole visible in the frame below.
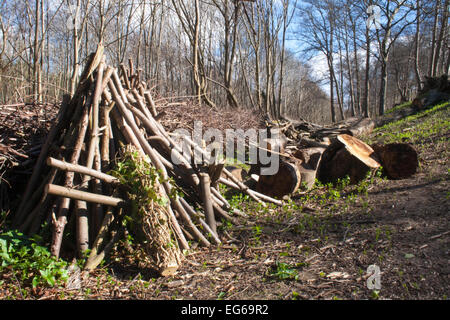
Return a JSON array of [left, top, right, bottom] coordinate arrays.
[[46, 157, 119, 185], [200, 173, 217, 237], [46, 184, 124, 207]]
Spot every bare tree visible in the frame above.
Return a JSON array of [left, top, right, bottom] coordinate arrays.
[[171, 0, 215, 107], [374, 0, 415, 115], [68, 0, 92, 96]]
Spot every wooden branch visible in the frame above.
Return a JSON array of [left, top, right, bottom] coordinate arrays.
[[210, 187, 230, 210], [131, 89, 153, 120], [218, 177, 283, 206], [46, 157, 119, 185], [19, 168, 58, 233], [84, 206, 116, 271], [179, 197, 221, 245], [46, 184, 124, 207], [200, 173, 217, 237], [75, 199, 89, 254], [139, 86, 158, 117], [120, 64, 131, 90], [91, 143, 104, 239], [85, 228, 122, 272], [13, 95, 71, 227], [100, 102, 112, 172], [212, 202, 240, 225], [51, 99, 91, 258]]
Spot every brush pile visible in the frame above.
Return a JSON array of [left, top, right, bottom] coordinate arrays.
[[10, 46, 283, 275], [0, 102, 59, 213]]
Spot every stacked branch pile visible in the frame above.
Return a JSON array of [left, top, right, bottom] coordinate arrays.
[[11, 46, 284, 275]]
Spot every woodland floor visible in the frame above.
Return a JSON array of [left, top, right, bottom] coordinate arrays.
[[0, 101, 449, 301]]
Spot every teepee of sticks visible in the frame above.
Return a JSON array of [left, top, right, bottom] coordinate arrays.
[[11, 46, 283, 275]]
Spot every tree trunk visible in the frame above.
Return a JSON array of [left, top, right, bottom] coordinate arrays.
[[429, 0, 440, 77], [433, 0, 449, 76], [362, 26, 370, 118], [293, 147, 326, 190], [379, 60, 388, 116], [33, 0, 41, 102], [414, 0, 423, 91]]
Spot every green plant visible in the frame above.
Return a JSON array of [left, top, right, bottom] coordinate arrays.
[[110, 149, 177, 208], [228, 193, 251, 211], [371, 290, 381, 300], [385, 101, 412, 114], [217, 291, 226, 300], [0, 230, 69, 288], [375, 227, 382, 242], [268, 262, 300, 281], [369, 101, 449, 145]]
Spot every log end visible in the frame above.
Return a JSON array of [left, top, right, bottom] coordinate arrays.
[[372, 143, 418, 180], [337, 134, 380, 169], [255, 160, 301, 198], [317, 147, 372, 185]]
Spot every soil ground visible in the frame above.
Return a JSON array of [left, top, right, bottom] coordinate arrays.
[[0, 101, 449, 301]]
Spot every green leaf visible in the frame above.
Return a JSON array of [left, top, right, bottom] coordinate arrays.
[[32, 276, 39, 289]]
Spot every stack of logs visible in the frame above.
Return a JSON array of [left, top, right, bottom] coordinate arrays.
[[10, 46, 285, 276], [250, 113, 419, 198]]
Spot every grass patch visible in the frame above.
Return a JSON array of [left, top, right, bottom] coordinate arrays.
[[385, 101, 413, 114], [369, 101, 449, 145]]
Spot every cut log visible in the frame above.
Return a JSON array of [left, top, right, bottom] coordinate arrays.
[[337, 134, 380, 169], [293, 147, 326, 167], [293, 147, 326, 189], [371, 143, 418, 180], [224, 166, 247, 182], [139, 200, 183, 277], [255, 160, 301, 198], [348, 117, 375, 137], [317, 134, 380, 185]]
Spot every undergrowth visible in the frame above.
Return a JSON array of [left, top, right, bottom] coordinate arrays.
[[369, 101, 449, 146], [0, 230, 69, 291]]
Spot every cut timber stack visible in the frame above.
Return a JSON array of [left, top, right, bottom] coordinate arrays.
[[11, 46, 283, 275], [248, 111, 419, 194]]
